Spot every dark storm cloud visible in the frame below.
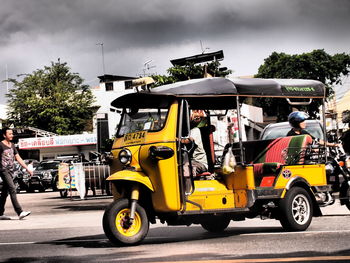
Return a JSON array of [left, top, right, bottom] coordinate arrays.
[[2, 0, 350, 44], [1, 0, 350, 87]]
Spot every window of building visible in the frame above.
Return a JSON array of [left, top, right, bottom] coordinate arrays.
[[105, 82, 114, 91]]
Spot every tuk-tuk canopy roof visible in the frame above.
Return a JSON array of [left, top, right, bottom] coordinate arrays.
[[111, 78, 325, 109], [150, 77, 325, 98]]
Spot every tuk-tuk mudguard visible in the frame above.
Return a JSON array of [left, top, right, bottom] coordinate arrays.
[[106, 170, 154, 192], [285, 176, 310, 191], [282, 176, 322, 217]]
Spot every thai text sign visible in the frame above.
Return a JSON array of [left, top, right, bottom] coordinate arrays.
[[18, 134, 97, 149]]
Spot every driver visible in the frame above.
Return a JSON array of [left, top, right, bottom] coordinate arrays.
[[182, 110, 208, 176], [287, 111, 340, 147]]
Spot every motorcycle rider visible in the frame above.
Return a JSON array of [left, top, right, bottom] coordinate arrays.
[[287, 111, 340, 147]]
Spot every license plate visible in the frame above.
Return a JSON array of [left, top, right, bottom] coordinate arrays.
[[123, 131, 147, 145]]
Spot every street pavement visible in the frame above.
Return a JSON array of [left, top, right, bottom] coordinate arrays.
[[0, 191, 111, 230], [0, 191, 350, 263], [1, 190, 349, 231]]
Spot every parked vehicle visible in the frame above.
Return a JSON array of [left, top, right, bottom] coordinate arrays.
[[15, 159, 39, 192], [102, 77, 350, 246], [29, 159, 61, 192], [0, 159, 39, 193], [260, 120, 324, 140]]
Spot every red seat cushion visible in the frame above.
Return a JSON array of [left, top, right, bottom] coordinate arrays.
[[252, 135, 312, 187], [195, 171, 211, 177]]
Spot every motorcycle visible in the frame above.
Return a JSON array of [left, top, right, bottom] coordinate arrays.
[[307, 139, 350, 210], [326, 144, 350, 210]]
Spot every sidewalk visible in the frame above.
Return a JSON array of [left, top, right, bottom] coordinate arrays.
[[1, 191, 112, 230], [0, 210, 104, 230]]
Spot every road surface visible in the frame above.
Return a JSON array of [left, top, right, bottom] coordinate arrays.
[[0, 191, 349, 262]]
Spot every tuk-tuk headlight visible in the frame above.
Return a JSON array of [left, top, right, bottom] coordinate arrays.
[[119, 149, 132, 165]]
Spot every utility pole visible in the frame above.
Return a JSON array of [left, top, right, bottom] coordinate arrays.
[[96, 43, 106, 75]]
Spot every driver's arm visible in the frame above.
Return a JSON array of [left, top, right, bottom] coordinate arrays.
[[319, 139, 341, 147], [181, 137, 194, 144]]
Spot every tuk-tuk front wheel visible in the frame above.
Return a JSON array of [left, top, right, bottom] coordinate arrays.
[[103, 198, 149, 246], [279, 187, 313, 231]]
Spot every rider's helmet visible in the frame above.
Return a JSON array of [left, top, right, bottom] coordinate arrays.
[[288, 111, 308, 128]]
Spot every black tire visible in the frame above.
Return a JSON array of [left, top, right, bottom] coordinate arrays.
[[279, 187, 313, 231], [27, 187, 35, 193], [346, 203, 350, 211], [59, 189, 68, 198], [340, 181, 350, 210], [201, 215, 231, 233], [52, 176, 59, 191], [105, 181, 111, 196], [103, 198, 149, 246], [343, 184, 350, 211], [344, 194, 350, 211]]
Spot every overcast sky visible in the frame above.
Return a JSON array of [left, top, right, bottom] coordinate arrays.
[[1, 0, 350, 99]]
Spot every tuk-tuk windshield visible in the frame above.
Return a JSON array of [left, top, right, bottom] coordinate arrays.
[[117, 108, 168, 137]]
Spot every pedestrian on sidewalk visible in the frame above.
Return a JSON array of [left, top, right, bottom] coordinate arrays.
[[0, 127, 32, 220]]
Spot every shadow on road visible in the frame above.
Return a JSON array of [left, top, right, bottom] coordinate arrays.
[[40, 195, 112, 212], [4, 224, 350, 262], [52, 204, 108, 211], [38, 225, 283, 248]]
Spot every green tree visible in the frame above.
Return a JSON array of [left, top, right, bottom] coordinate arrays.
[[152, 60, 232, 87], [6, 60, 95, 135], [255, 49, 350, 120]]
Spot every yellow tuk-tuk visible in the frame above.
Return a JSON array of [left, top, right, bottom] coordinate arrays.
[[102, 77, 348, 245]]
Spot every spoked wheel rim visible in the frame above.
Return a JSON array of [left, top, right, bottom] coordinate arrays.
[[291, 194, 311, 225], [115, 208, 142, 237]]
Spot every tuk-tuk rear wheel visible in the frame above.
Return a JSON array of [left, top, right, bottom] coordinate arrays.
[[279, 186, 313, 231], [103, 198, 149, 246]]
